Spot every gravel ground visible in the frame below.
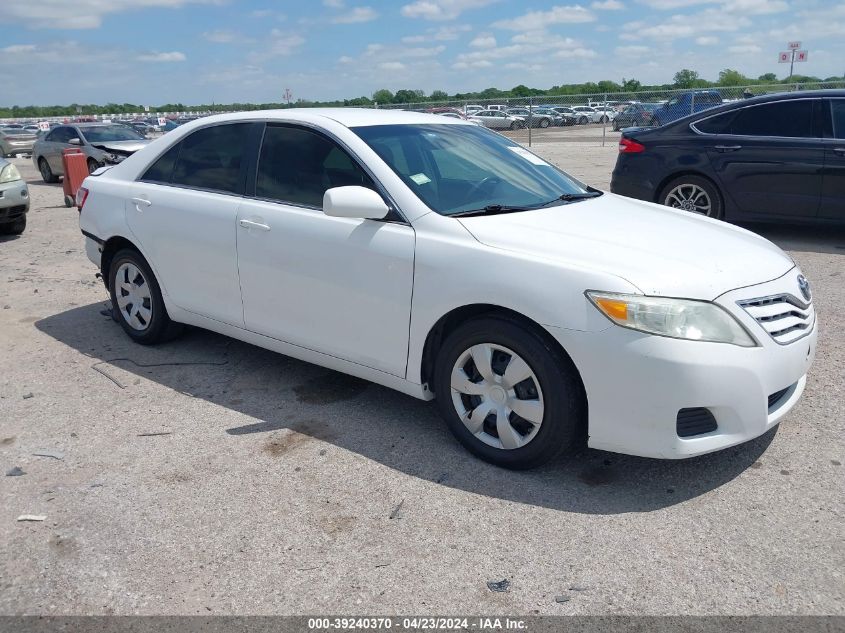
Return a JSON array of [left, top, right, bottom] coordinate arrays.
[[1, 146, 843, 616]]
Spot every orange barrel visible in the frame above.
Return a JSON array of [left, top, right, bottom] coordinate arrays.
[[61, 148, 90, 207]]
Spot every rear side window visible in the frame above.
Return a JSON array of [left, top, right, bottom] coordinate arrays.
[[729, 100, 814, 138], [256, 125, 375, 207], [141, 144, 180, 183], [170, 123, 251, 194], [831, 100, 845, 139], [694, 111, 736, 134]]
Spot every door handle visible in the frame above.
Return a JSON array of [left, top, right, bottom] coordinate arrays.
[[714, 145, 742, 152], [130, 197, 151, 211], [239, 218, 270, 231], [833, 147, 845, 156]]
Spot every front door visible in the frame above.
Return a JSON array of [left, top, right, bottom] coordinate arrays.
[[236, 123, 415, 377], [820, 98, 845, 221]]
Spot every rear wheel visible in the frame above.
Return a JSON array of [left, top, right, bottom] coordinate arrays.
[[579, 116, 588, 125], [659, 174, 723, 219], [612, 121, 620, 131], [108, 248, 183, 345], [539, 118, 550, 128], [433, 316, 585, 469], [38, 158, 58, 183]]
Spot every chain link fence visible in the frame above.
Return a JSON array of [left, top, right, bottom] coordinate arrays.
[[372, 81, 845, 146]]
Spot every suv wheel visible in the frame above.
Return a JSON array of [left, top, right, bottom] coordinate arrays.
[[108, 248, 183, 345], [38, 158, 58, 183], [433, 316, 585, 469], [0, 215, 26, 235], [659, 175, 723, 219]]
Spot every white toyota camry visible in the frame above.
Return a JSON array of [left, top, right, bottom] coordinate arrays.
[[77, 109, 816, 469]]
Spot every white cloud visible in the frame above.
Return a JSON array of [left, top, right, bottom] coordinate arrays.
[[555, 47, 598, 58], [695, 36, 719, 45], [203, 30, 237, 43], [636, 0, 786, 12], [469, 34, 496, 48], [1, 44, 37, 53], [0, 0, 221, 29], [338, 55, 354, 63], [323, 0, 345, 6], [402, 24, 472, 43], [624, 9, 750, 40], [615, 45, 650, 56], [401, 0, 499, 21], [137, 51, 186, 62], [728, 44, 762, 53], [493, 6, 596, 31], [378, 62, 406, 70], [592, 0, 624, 9], [331, 6, 378, 23]]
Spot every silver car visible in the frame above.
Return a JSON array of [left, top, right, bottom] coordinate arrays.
[[0, 158, 29, 235], [468, 110, 525, 130], [32, 123, 150, 183], [0, 128, 38, 158]]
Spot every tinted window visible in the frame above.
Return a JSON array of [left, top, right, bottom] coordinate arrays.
[[729, 100, 814, 138], [256, 125, 375, 207], [141, 144, 181, 183], [831, 100, 845, 139], [48, 127, 76, 143], [694, 111, 736, 134], [171, 123, 251, 194]]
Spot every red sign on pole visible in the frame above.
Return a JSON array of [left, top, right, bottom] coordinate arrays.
[[778, 51, 790, 63], [795, 50, 808, 62], [788, 41, 801, 50]]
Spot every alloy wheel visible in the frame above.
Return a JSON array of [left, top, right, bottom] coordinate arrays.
[[115, 262, 153, 330], [449, 343, 544, 450], [664, 183, 712, 216]]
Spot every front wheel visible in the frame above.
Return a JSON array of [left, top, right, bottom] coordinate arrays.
[[38, 158, 58, 183], [433, 316, 585, 469], [108, 248, 183, 345], [539, 118, 550, 128], [659, 175, 723, 219], [578, 116, 588, 125], [0, 215, 26, 235]]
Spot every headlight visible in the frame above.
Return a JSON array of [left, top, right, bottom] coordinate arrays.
[[0, 163, 21, 183], [586, 291, 757, 347]]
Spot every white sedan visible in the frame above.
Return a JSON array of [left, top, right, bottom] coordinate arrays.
[[77, 109, 816, 469]]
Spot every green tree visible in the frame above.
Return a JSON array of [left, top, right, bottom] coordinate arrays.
[[622, 78, 641, 92], [371, 89, 393, 105], [430, 90, 449, 101], [673, 69, 699, 88], [757, 73, 777, 82], [717, 69, 748, 86], [393, 89, 422, 104]]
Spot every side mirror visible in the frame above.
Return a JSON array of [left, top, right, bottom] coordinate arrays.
[[68, 138, 82, 145], [323, 186, 389, 220]]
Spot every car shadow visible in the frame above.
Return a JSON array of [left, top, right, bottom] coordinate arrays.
[[740, 221, 845, 256], [35, 302, 776, 515]]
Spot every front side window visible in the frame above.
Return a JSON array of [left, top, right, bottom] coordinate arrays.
[[256, 125, 375, 207], [353, 123, 592, 216], [729, 100, 815, 138], [48, 127, 75, 143], [170, 123, 251, 194]]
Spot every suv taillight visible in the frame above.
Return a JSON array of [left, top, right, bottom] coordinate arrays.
[[618, 137, 645, 153], [75, 186, 89, 212]]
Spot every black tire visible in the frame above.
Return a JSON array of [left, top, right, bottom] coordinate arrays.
[[433, 316, 585, 470], [0, 215, 26, 235], [579, 116, 588, 125], [509, 121, 521, 130], [38, 158, 58, 183], [612, 121, 620, 131], [108, 248, 183, 345], [658, 174, 724, 219], [539, 118, 550, 128], [64, 194, 74, 208], [87, 158, 99, 174]]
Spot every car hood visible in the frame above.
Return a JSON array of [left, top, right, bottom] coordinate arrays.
[[90, 140, 150, 153], [457, 193, 794, 300]]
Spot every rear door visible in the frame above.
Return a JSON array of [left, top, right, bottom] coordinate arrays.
[[820, 98, 845, 221], [43, 126, 76, 172], [701, 98, 823, 219], [125, 122, 261, 327]]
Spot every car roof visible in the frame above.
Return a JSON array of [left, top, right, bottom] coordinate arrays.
[[167, 108, 469, 130]]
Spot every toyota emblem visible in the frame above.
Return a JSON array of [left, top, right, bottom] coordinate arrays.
[[797, 274, 811, 302]]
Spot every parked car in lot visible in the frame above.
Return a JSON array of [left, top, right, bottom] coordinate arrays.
[[78, 108, 815, 469], [547, 107, 580, 126], [464, 105, 484, 115], [0, 128, 38, 157], [611, 90, 845, 224], [570, 106, 595, 124], [32, 123, 150, 182], [469, 109, 525, 130], [612, 103, 661, 130], [0, 158, 29, 235], [651, 90, 723, 126], [505, 108, 560, 128]]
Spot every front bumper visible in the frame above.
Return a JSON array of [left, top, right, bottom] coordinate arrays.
[[549, 272, 817, 459], [0, 180, 29, 222]]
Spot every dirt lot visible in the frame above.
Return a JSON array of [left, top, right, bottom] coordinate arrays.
[[1, 144, 843, 616]]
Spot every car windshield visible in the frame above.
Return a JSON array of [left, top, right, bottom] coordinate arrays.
[[79, 125, 144, 142], [352, 123, 593, 216]]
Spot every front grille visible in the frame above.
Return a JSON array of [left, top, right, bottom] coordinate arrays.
[[676, 408, 718, 438], [738, 293, 814, 345], [0, 204, 26, 219], [768, 387, 790, 409]]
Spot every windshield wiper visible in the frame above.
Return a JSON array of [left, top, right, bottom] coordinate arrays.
[[451, 191, 602, 217]]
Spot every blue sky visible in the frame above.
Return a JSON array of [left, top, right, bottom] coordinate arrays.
[[0, 0, 842, 106]]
